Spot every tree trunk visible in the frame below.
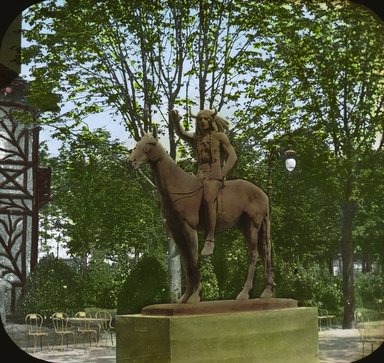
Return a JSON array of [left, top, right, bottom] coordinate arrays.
[[341, 201, 356, 329], [362, 247, 372, 273], [166, 106, 182, 302], [381, 257, 384, 275], [328, 257, 334, 276], [168, 238, 181, 302]]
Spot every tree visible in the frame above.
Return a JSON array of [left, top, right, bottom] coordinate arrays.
[[41, 128, 167, 271], [235, 1, 384, 328], [267, 130, 341, 269], [21, 1, 384, 320], [22, 0, 251, 153], [353, 149, 384, 272], [22, 0, 264, 302]]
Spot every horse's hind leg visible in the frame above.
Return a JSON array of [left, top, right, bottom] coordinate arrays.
[[182, 223, 201, 304], [172, 223, 201, 304], [178, 252, 193, 303], [259, 215, 275, 298], [236, 221, 259, 300]]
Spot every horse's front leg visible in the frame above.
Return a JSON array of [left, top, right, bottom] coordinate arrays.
[[169, 227, 192, 303], [237, 223, 259, 300], [182, 222, 201, 304]]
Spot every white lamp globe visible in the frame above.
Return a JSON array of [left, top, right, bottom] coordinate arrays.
[[285, 157, 296, 172]]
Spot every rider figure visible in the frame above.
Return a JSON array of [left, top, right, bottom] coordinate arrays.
[[170, 108, 237, 256]]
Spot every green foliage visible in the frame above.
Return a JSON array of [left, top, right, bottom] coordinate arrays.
[[117, 255, 169, 314], [81, 256, 117, 308], [21, 253, 173, 317], [270, 131, 341, 265], [22, 1, 384, 321], [211, 231, 248, 299], [232, 10, 384, 328], [20, 255, 84, 317], [353, 150, 384, 267], [273, 259, 342, 311], [200, 257, 219, 301], [22, 0, 254, 152], [20, 254, 120, 317], [354, 272, 384, 309], [41, 128, 168, 264]]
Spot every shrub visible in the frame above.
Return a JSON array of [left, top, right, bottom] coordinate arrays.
[[82, 257, 117, 308], [274, 260, 342, 311], [116, 254, 169, 314], [354, 272, 384, 309], [20, 254, 84, 318]]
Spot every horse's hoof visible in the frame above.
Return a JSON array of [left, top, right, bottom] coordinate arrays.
[[177, 293, 189, 303], [186, 295, 201, 304], [236, 291, 249, 300], [260, 288, 273, 299], [186, 285, 201, 304], [201, 241, 215, 256]]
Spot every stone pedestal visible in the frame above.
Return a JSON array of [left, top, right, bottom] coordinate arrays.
[[116, 299, 319, 363]]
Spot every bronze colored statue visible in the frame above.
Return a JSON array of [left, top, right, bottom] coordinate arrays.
[[170, 109, 237, 256], [129, 132, 274, 304]]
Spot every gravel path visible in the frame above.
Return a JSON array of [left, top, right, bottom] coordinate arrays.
[[318, 328, 383, 363]]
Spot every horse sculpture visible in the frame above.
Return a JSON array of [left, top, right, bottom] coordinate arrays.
[[129, 133, 275, 303]]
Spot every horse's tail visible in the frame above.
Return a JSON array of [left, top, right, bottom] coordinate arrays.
[[257, 214, 266, 257], [258, 212, 275, 287]]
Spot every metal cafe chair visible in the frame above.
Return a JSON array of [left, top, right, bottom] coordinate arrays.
[[51, 312, 75, 350], [95, 310, 114, 346], [74, 311, 98, 348], [25, 313, 49, 353], [354, 309, 384, 357]]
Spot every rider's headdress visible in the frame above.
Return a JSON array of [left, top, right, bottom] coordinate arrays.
[[190, 108, 229, 133]]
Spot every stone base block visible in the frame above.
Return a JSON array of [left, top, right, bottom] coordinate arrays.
[[116, 304, 319, 363]]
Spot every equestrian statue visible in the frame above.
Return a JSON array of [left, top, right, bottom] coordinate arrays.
[[129, 108, 275, 304]]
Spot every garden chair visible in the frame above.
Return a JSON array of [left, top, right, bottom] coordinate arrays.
[[301, 300, 333, 330], [377, 299, 384, 313], [318, 308, 336, 330], [95, 310, 114, 346], [302, 299, 319, 307], [74, 311, 98, 348], [51, 312, 75, 350], [25, 313, 49, 353], [354, 309, 384, 357], [303, 300, 336, 330]]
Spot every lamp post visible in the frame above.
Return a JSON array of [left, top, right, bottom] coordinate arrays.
[[265, 137, 297, 291], [266, 139, 297, 202]]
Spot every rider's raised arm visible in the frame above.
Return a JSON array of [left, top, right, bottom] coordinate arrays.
[[218, 133, 237, 178], [170, 110, 195, 145]]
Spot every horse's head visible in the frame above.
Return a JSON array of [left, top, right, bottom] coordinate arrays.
[[129, 133, 158, 169]]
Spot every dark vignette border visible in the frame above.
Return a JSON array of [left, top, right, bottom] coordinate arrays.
[[0, 0, 383, 362]]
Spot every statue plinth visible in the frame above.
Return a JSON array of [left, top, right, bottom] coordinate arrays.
[[142, 298, 298, 316], [116, 300, 319, 363]]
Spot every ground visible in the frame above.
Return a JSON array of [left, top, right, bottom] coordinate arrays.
[[2, 322, 384, 362]]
